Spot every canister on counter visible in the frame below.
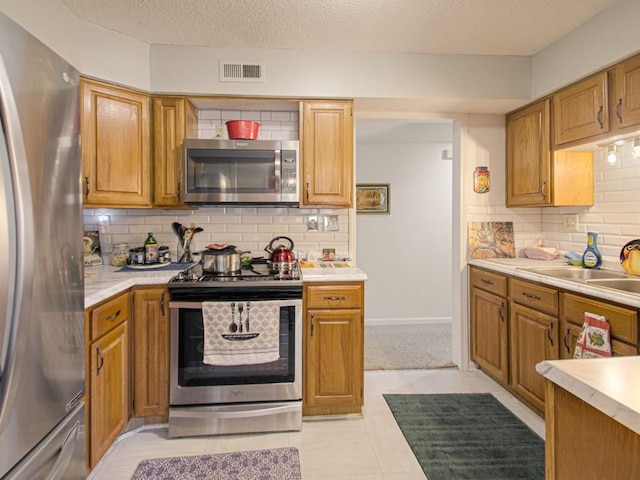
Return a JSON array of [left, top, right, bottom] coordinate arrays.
[[129, 247, 145, 265], [158, 246, 170, 263], [111, 242, 129, 266]]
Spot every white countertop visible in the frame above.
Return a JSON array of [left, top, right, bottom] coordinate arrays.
[[84, 264, 178, 308], [469, 257, 640, 309], [84, 263, 368, 309], [536, 357, 640, 436]]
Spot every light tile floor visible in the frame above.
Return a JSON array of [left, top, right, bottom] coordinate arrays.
[[88, 369, 545, 480]]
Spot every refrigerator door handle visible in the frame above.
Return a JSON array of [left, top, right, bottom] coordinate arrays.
[[0, 52, 36, 437], [43, 421, 80, 480]]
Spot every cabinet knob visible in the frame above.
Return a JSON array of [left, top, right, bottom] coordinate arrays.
[[522, 292, 541, 302], [616, 98, 624, 123], [105, 309, 121, 321], [596, 105, 604, 128], [563, 328, 571, 354], [547, 322, 554, 347], [96, 347, 104, 375]]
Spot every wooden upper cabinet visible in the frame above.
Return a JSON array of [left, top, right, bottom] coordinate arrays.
[[81, 79, 152, 207], [506, 99, 594, 207], [300, 101, 354, 207], [553, 72, 609, 148], [153, 97, 197, 207], [610, 55, 640, 132], [506, 99, 551, 206]]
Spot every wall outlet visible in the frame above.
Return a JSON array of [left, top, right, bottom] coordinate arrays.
[[564, 214, 578, 232]]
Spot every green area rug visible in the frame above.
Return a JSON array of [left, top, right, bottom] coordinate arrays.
[[384, 393, 544, 480]]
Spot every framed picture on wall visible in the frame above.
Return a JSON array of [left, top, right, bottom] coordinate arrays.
[[356, 184, 390, 214]]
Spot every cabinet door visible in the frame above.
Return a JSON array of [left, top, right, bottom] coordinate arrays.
[[89, 321, 129, 468], [81, 79, 151, 207], [301, 102, 353, 207], [153, 97, 197, 207], [612, 55, 640, 130], [553, 72, 609, 147], [470, 287, 509, 385], [304, 309, 363, 410], [133, 287, 169, 418], [560, 319, 637, 359], [510, 303, 558, 412], [506, 99, 551, 206]]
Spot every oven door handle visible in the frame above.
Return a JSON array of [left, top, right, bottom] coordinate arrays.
[[171, 403, 300, 420], [170, 300, 302, 309]]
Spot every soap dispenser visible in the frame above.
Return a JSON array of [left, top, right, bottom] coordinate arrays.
[[582, 231, 602, 269]]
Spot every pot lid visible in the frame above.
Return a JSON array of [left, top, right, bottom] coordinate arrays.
[[205, 243, 237, 252]]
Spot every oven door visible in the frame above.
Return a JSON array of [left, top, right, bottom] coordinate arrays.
[[169, 298, 302, 406]]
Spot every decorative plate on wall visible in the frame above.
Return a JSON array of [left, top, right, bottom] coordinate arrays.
[[620, 239, 640, 275]]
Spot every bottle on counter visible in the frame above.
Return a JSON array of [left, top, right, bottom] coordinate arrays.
[[582, 231, 602, 269], [144, 232, 158, 264]]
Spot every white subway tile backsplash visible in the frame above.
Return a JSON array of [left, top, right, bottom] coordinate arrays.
[[85, 205, 351, 260]]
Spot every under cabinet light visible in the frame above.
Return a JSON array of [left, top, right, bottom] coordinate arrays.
[[632, 137, 640, 161], [606, 145, 619, 165]]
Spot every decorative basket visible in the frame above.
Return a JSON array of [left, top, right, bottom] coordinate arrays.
[[226, 120, 260, 140], [521, 247, 560, 261]]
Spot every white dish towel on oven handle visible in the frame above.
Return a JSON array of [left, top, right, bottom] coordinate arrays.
[[573, 311, 612, 358], [202, 300, 280, 366]]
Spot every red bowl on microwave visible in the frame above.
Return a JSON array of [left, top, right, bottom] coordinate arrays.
[[226, 120, 260, 140]]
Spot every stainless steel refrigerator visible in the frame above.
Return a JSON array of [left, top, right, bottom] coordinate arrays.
[[0, 12, 86, 480]]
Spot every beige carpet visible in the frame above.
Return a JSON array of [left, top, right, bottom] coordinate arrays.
[[365, 323, 455, 370]]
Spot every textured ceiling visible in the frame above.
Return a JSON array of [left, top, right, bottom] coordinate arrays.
[[61, 0, 621, 56]]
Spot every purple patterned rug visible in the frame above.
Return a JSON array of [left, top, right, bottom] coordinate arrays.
[[131, 447, 301, 480]]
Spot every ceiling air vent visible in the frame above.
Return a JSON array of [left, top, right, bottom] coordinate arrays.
[[219, 61, 265, 83]]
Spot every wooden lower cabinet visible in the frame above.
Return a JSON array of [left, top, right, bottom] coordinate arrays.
[[469, 267, 509, 385], [544, 381, 640, 479], [303, 282, 364, 416], [132, 286, 170, 420], [86, 292, 131, 469], [469, 266, 640, 415], [510, 302, 559, 411]]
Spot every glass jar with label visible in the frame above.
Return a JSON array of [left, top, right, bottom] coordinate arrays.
[[129, 247, 145, 265], [111, 242, 129, 266], [474, 166, 490, 193], [158, 246, 170, 264]]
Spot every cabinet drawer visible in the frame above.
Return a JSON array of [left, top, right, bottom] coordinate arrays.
[[509, 278, 559, 316], [561, 292, 638, 345], [470, 267, 507, 297], [305, 283, 363, 309], [90, 292, 131, 340]]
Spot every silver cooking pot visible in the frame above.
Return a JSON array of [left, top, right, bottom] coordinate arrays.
[[198, 246, 249, 273]]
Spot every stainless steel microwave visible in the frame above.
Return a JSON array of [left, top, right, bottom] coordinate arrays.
[[183, 139, 299, 206]]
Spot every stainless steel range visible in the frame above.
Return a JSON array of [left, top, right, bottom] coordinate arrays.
[[167, 260, 303, 437]]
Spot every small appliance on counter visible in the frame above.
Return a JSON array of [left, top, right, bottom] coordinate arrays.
[[265, 236, 297, 275]]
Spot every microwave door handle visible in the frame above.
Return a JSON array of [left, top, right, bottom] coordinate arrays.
[[275, 149, 282, 193]]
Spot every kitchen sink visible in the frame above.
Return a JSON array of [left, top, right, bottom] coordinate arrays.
[[585, 278, 640, 295], [519, 266, 628, 281]]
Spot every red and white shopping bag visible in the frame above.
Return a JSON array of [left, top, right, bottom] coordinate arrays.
[[573, 312, 612, 358]]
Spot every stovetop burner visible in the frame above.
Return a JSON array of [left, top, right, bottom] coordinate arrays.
[[169, 260, 302, 288]]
